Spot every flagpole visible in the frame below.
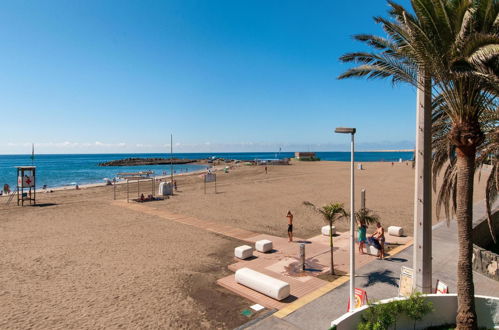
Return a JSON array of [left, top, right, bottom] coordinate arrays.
[[170, 134, 173, 184], [31, 143, 34, 166]]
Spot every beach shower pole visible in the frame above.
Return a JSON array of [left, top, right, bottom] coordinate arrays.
[[335, 127, 356, 311], [361, 189, 365, 211]]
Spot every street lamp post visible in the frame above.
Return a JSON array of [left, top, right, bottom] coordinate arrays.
[[334, 127, 356, 311]]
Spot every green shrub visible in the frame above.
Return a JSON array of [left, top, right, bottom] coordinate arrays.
[[357, 293, 433, 330], [404, 292, 434, 328]]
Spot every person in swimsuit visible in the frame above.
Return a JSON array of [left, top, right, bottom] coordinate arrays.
[[357, 220, 367, 254], [286, 211, 293, 242], [371, 222, 385, 259]]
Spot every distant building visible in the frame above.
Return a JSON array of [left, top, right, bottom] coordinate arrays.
[[256, 158, 290, 165], [294, 152, 316, 160]]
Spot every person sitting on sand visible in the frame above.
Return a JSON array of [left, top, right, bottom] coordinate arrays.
[[357, 220, 367, 254], [371, 222, 385, 259], [286, 211, 293, 242]]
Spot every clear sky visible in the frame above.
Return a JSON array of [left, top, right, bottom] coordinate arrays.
[[0, 0, 416, 154]]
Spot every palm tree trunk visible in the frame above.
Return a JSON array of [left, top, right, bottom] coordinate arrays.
[[330, 222, 335, 275], [455, 146, 478, 330]]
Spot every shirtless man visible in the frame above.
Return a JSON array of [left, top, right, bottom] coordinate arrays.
[[286, 211, 293, 242], [371, 222, 385, 259]]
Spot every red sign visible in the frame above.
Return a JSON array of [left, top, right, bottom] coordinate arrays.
[[18, 176, 35, 187], [435, 280, 449, 294], [347, 288, 368, 311]]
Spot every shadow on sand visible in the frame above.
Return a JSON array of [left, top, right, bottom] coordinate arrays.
[[34, 203, 58, 207]]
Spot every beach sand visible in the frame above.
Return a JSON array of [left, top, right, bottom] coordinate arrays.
[[0, 160, 488, 328], [147, 160, 487, 238]]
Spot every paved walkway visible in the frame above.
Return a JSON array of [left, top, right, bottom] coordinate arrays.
[[112, 199, 412, 314], [246, 201, 499, 330], [218, 233, 410, 310], [112, 200, 259, 241]]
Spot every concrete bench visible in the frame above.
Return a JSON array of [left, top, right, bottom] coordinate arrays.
[[388, 226, 404, 237], [366, 245, 379, 256], [322, 225, 336, 236], [235, 267, 290, 300], [255, 239, 273, 253], [235, 245, 253, 259]]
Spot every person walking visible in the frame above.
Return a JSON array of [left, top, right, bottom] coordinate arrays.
[[265, 166, 268, 174], [286, 211, 293, 242]]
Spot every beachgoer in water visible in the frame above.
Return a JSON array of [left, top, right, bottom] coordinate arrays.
[[357, 220, 367, 254], [286, 211, 293, 242], [371, 222, 385, 259]]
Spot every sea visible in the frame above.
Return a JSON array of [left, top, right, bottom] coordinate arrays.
[[0, 151, 414, 189]]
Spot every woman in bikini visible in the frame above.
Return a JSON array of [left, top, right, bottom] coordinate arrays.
[[371, 222, 385, 259]]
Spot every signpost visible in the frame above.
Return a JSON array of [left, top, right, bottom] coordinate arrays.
[[347, 288, 368, 311], [399, 266, 414, 297], [435, 280, 449, 294]]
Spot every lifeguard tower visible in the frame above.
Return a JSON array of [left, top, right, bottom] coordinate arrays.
[[16, 166, 36, 206]]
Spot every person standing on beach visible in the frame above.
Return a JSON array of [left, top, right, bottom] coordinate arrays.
[[357, 220, 367, 254], [286, 211, 293, 242], [265, 166, 268, 174], [371, 222, 385, 259]]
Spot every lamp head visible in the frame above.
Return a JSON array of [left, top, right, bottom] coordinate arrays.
[[334, 127, 356, 134]]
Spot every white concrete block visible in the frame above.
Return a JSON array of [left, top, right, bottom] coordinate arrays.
[[235, 245, 253, 259], [255, 239, 273, 253], [367, 245, 379, 256], [235, 267, 290, 301], [322, 225, 336, 236], [388, 226, 404, 237]]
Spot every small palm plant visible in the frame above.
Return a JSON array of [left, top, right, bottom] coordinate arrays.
[[304, 201, 348, 275], [355, 208, 380, 227]]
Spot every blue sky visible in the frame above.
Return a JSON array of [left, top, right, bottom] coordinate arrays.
[[0, 0, 415, 154]]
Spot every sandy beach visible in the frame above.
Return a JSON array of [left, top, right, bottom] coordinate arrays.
[[0, 160, 488, 328]]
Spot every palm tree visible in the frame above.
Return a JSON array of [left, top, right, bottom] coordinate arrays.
[[338, 1, 498, 328], [432, 94, 498, 242], [441, 36, 499, 243], [304, 201, 348, 275], [355, 208, 380, 227]]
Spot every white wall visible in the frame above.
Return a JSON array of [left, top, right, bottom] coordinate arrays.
[[330, 294, 499, 330]]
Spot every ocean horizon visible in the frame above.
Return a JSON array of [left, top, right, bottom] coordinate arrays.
[[0, 151, 414, 189]]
